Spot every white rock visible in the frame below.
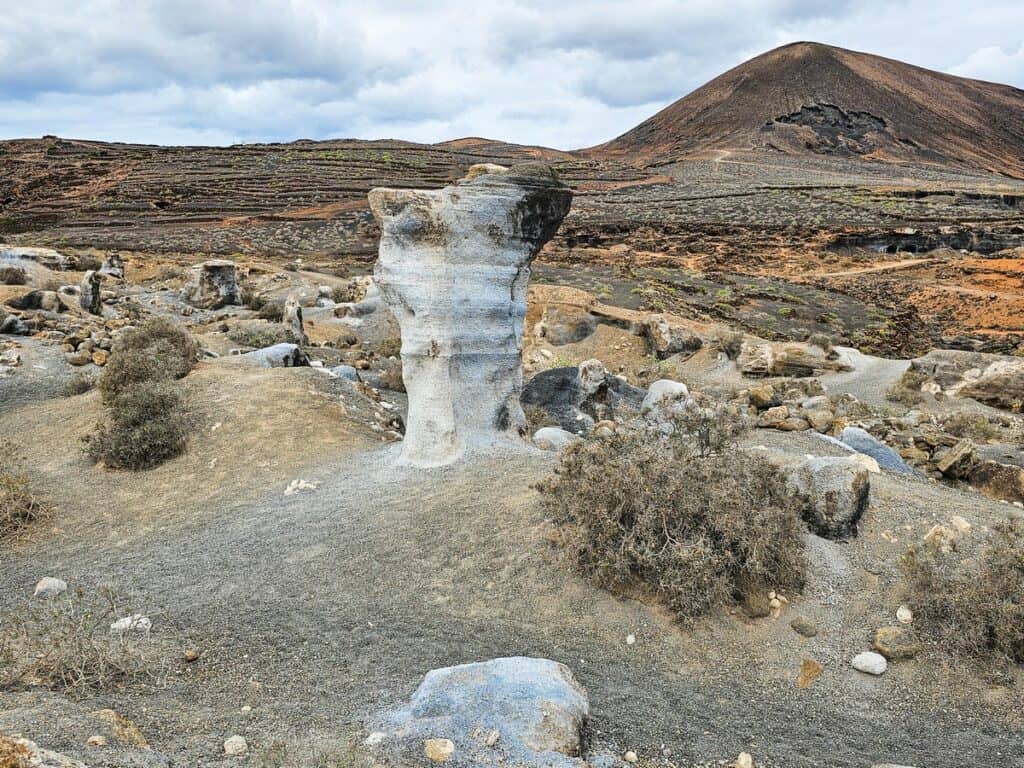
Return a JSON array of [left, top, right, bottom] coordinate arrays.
[[641, 379, 690, 415], [110, 614, 152, 635], [34, 577, 67, 598], [851, 651, 887, 675], [369, 164, 572, 466], [624, 750, 638, 763], [736, 753, 754, 768], [896, 605, 914, 625], [533, 427, 576, 451], [223, 735, 248, 755]]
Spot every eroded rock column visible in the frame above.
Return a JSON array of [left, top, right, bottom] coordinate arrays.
[[369, 163, 572, 466]]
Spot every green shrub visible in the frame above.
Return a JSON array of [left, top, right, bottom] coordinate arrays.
[[85, 380, 191, 470], [539, 409, 806, 622], [901, 519, 1024, 663]]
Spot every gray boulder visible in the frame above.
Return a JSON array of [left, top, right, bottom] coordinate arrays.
[[534, 305, 597, 345], [521, 360, 645, 435], [0, 313, 30, 335], [365, 657, 588, 768], [330, 364, 359, 382], [643, 314, 702, 359], [99, 252, 125, 280], [533, 426, 577, 451], [182, 259, 241, 309], [233, 343, 308, 368], [789, 456, 870, 540], [838, 426, 916, 474], [80, 269, 102, 315]]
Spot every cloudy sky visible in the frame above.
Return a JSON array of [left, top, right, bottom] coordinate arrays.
[[1, 1, 1022, 149]]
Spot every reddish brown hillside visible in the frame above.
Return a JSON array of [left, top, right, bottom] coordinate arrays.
[[586, 42, 1024, 178]]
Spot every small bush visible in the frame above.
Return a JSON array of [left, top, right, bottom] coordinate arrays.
[[539, 409, 806, 622], [63, 370, 97, 396], [85, 380, 191, 470], [808, 333, 834, 354], [1, 462, 50, 541], [257, 302, 285, 322], [887, 367, 928, 407], [716, 331, 744, 360], [939, 411, 1002, 442], [0, 586, 167, 692], [524, 404, 556, 433], [0, 265, 27, 285], [99, 317, 197, 402], [376, 336, 401, 358], [228, 324, 298, 349], [901, 519, 1024, 663]]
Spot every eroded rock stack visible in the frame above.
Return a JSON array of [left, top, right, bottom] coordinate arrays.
[[369, 163, 572, 466]]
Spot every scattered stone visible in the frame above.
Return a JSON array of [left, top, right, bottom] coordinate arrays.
[[1, 736, 88, 768], [34, 576, 68, 598], [624, 750, 639, 763], [424, 738, 455, 763], [851, 651, 887, 675], [797, 658, 824, 688], [735, 752, 754, 768], [369, 163, 572, 466], [284, 479, 320, 496], [896, 605, 914, 625], [224, 735, 248, 756], [790, 615, 818, 638], [522, 362, 645, 435], [747, 383, 777, 410], [331, 364, 359, 381], [183, 648, 202, 663], [788, 456, 870, 539], [934, 438, 976, 478], [535, 305, 597, 345], [99, 252, 125, 280], [641, 379, 690, 416], [231, 343, 308, 368], [873, 626, 921, 660], [86, 735, 107, 747], [643, 314, 702, 359], [533, 426, 576, 451], [365, 656, 588, 768], [110, 614, 152, 635], [923, 523, 961, 553]]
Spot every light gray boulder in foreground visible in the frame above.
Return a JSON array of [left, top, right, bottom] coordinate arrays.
[[369, 163, 572, 466], [788, 455, 870, 540], [533, 426, 577, 451], [365, 657, 589, 768]]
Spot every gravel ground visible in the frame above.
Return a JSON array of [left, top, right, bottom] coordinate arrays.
[[1, 369, 1023, 767]]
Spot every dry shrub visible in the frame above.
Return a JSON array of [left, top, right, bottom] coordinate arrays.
[[716, 330, 744, 360], [62, 370, 97, 396], [524, 404, 556, 433], [376, 336, 401, 358], [939, 411, 1003, 442], [539, 409, 806, 622], [0, 586, 168, 692], [887, 367, 928, 406], [99, 316, 197, 401], [257, 302, 285, 322], [901, 519, 1024, 663], [0, 265, 27, 285], [86, 380, 191, 470], [0, 463, 50, 541], [228, 324, 298, 349]]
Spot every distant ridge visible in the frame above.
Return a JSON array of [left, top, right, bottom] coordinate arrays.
[[584, 42, 1024, 178]]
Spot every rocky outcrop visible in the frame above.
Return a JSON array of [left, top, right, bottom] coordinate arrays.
[[739, 342, 851, 378], [521, 360, 645, 435], [80, 269, 102, 315], [644, 314, 703, 359], [99, 252, 125, 280], [227, 343, 308, 368], [365, 657, 589, 768], [789, 455, 870, 539], [182, 259, 241, 309], [369, 163, 572, 466], [283, 294, 307, 345]]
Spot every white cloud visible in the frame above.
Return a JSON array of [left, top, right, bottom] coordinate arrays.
[[0, 0, 1021, 148]]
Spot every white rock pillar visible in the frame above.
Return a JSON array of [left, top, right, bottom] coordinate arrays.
[[369, 163, 572, 466]]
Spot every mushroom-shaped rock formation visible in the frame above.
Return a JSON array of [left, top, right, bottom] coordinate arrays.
[[369, 163, 572, 466]]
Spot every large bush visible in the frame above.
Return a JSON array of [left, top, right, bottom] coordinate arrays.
[[901, 519, 1024, 663], [89, 316, 196, 469], [98, 316, 197, 402], [539, 409, 807, 621]]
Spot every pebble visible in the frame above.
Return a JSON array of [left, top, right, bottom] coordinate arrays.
[[851, 651, 888, 675], [624, 750, 638, 763], [34, 577, 67, 598], [223, 735, 248, 755], [86, 735, 107, 747], [896, 605, 913, 625], [424, 738, 455, 763], [626, 634, 636, 645], [789, 616, 818, 638], [736, 752, 754, 768], [109, 614, 151, 635], [485, 729, 500, 747], [183, 648, 201, 663]]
